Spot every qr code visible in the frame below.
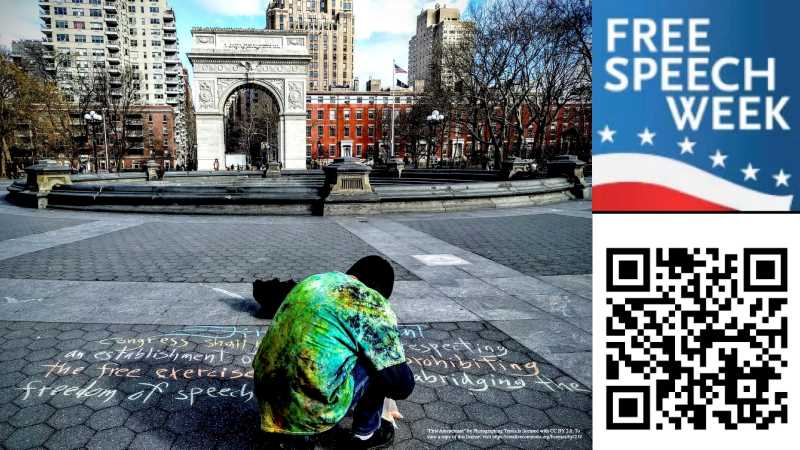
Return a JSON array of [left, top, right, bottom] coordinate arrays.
[[605, 248, 788, 430]]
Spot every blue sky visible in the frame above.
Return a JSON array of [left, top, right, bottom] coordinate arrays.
[[172, 0, 473, 86], [3, 0, 475, 88]]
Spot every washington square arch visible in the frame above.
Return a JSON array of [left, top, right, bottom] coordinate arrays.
[[188, 28, 310, 170]]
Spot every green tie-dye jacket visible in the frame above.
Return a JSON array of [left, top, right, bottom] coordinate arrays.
[[253, 272, 405, 434]]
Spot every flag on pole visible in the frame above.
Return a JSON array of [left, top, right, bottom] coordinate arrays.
[[393, 64, 407, 74]]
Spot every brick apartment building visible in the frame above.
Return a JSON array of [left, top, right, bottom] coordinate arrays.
[[120, 105, 177, 170], [11, 105, 176, 172], [305, 90, 591, 166], [305, 91, 415, 164]]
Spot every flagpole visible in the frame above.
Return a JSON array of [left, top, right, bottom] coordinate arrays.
[[391, 59, 395, 160]]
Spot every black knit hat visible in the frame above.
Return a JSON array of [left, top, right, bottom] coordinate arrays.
[[347, 255, 395, 299]]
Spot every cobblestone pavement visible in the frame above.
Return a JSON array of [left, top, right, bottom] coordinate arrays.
[[0, 221, 417, 283], [401, 214, 591, 277], [0, 214, 91, 242], [0, 321, 591, 450], [0, 200, 593, 449]]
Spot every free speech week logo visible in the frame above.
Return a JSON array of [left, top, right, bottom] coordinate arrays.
[[592, 0, 798, 211]]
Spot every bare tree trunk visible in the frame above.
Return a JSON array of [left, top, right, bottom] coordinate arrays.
[[1, 136, 10, 178]]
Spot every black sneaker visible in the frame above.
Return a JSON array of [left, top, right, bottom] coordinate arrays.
[[348, 419, 395, 450]]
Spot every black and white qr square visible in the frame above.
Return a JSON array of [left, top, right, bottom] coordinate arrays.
[[606, 249, 650, 292], [607, 386, 650, 430], [744, 249, 787, 292]]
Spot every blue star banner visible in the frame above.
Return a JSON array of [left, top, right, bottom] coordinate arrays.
[[592, 0, 799, 211]]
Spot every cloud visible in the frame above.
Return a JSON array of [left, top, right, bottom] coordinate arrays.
[[353, 0, 470, 87], [0, 0, 42, 49], [354, 0, 469, 41], [195, 0, 267, 17]]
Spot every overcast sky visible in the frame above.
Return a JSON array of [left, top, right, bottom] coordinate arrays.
[[2, 0, 474, 88]]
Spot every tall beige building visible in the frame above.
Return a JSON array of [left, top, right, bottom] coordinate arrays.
[[265, 0, 354, 91], [408, 4, 472, 91], [38, 0, 184, 107]]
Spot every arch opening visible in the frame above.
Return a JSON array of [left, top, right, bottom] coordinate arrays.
[[222, 83, 281, 169]]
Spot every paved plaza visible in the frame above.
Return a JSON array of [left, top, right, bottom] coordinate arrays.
[[0, 199, 592, 449]]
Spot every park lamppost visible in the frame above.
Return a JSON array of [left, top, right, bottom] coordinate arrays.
[[426, 110, 444, 168], [84, 110, 103, 173]]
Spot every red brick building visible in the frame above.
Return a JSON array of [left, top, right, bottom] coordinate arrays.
[[305, 91, 591, 166], [306, 91, 416, 165], [118, 105, 177, 170]]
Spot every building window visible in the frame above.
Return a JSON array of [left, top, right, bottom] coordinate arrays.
[[306, 110, 312, 119], [54, 7, 67, 15], [368, 126, 374, 137], [89, 8, 101, 17], [73, 9, 85, 16], [356, 144, 362, 157], [91, 35, 103, 43], [356, 109, 363, 120], [368, 109, 375, 119], [329, 126, 336, 137], [57, 34, 70, 42], [75, 35, 86, 43], [356, 126, 362, 137], [317, 125, 323, 136], [56, 20, 68, 28], [306, 126, 311, 137], [328, 109, 335, 121], [343, 126, 350, 137], [317, 110, 323, 120], [306, 144, 312, 157]]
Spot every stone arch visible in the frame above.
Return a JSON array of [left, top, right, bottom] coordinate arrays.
[[188, 28, 310, 171], [220, 81, 283, 167], [217, 79, 284, 115]]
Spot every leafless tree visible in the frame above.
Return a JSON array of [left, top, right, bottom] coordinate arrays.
[[432, 0, 592, 166], [224, 88, 279, 165], [393, 106, 427, 167], [98, 67, 141, 171]]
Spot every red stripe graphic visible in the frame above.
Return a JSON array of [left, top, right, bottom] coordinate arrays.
[[593, 182, 736, 212]]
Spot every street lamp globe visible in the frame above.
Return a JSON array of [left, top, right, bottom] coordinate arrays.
[[85, 111, 102, 122], [84, 111, 103, 173], [427, 110, 443, 122]]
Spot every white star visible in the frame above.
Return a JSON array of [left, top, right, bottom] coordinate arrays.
[[741, 163, 760, 181], [677, 137, 695, 155], [709, 150, 728, 168], [598, 125, 616, 144], [773, 169, 791, 187], [637, 128, 656, 146]]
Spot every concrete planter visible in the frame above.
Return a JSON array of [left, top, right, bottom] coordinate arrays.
[[322, 157, 375, 196], [15, 163, 73, 209]]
